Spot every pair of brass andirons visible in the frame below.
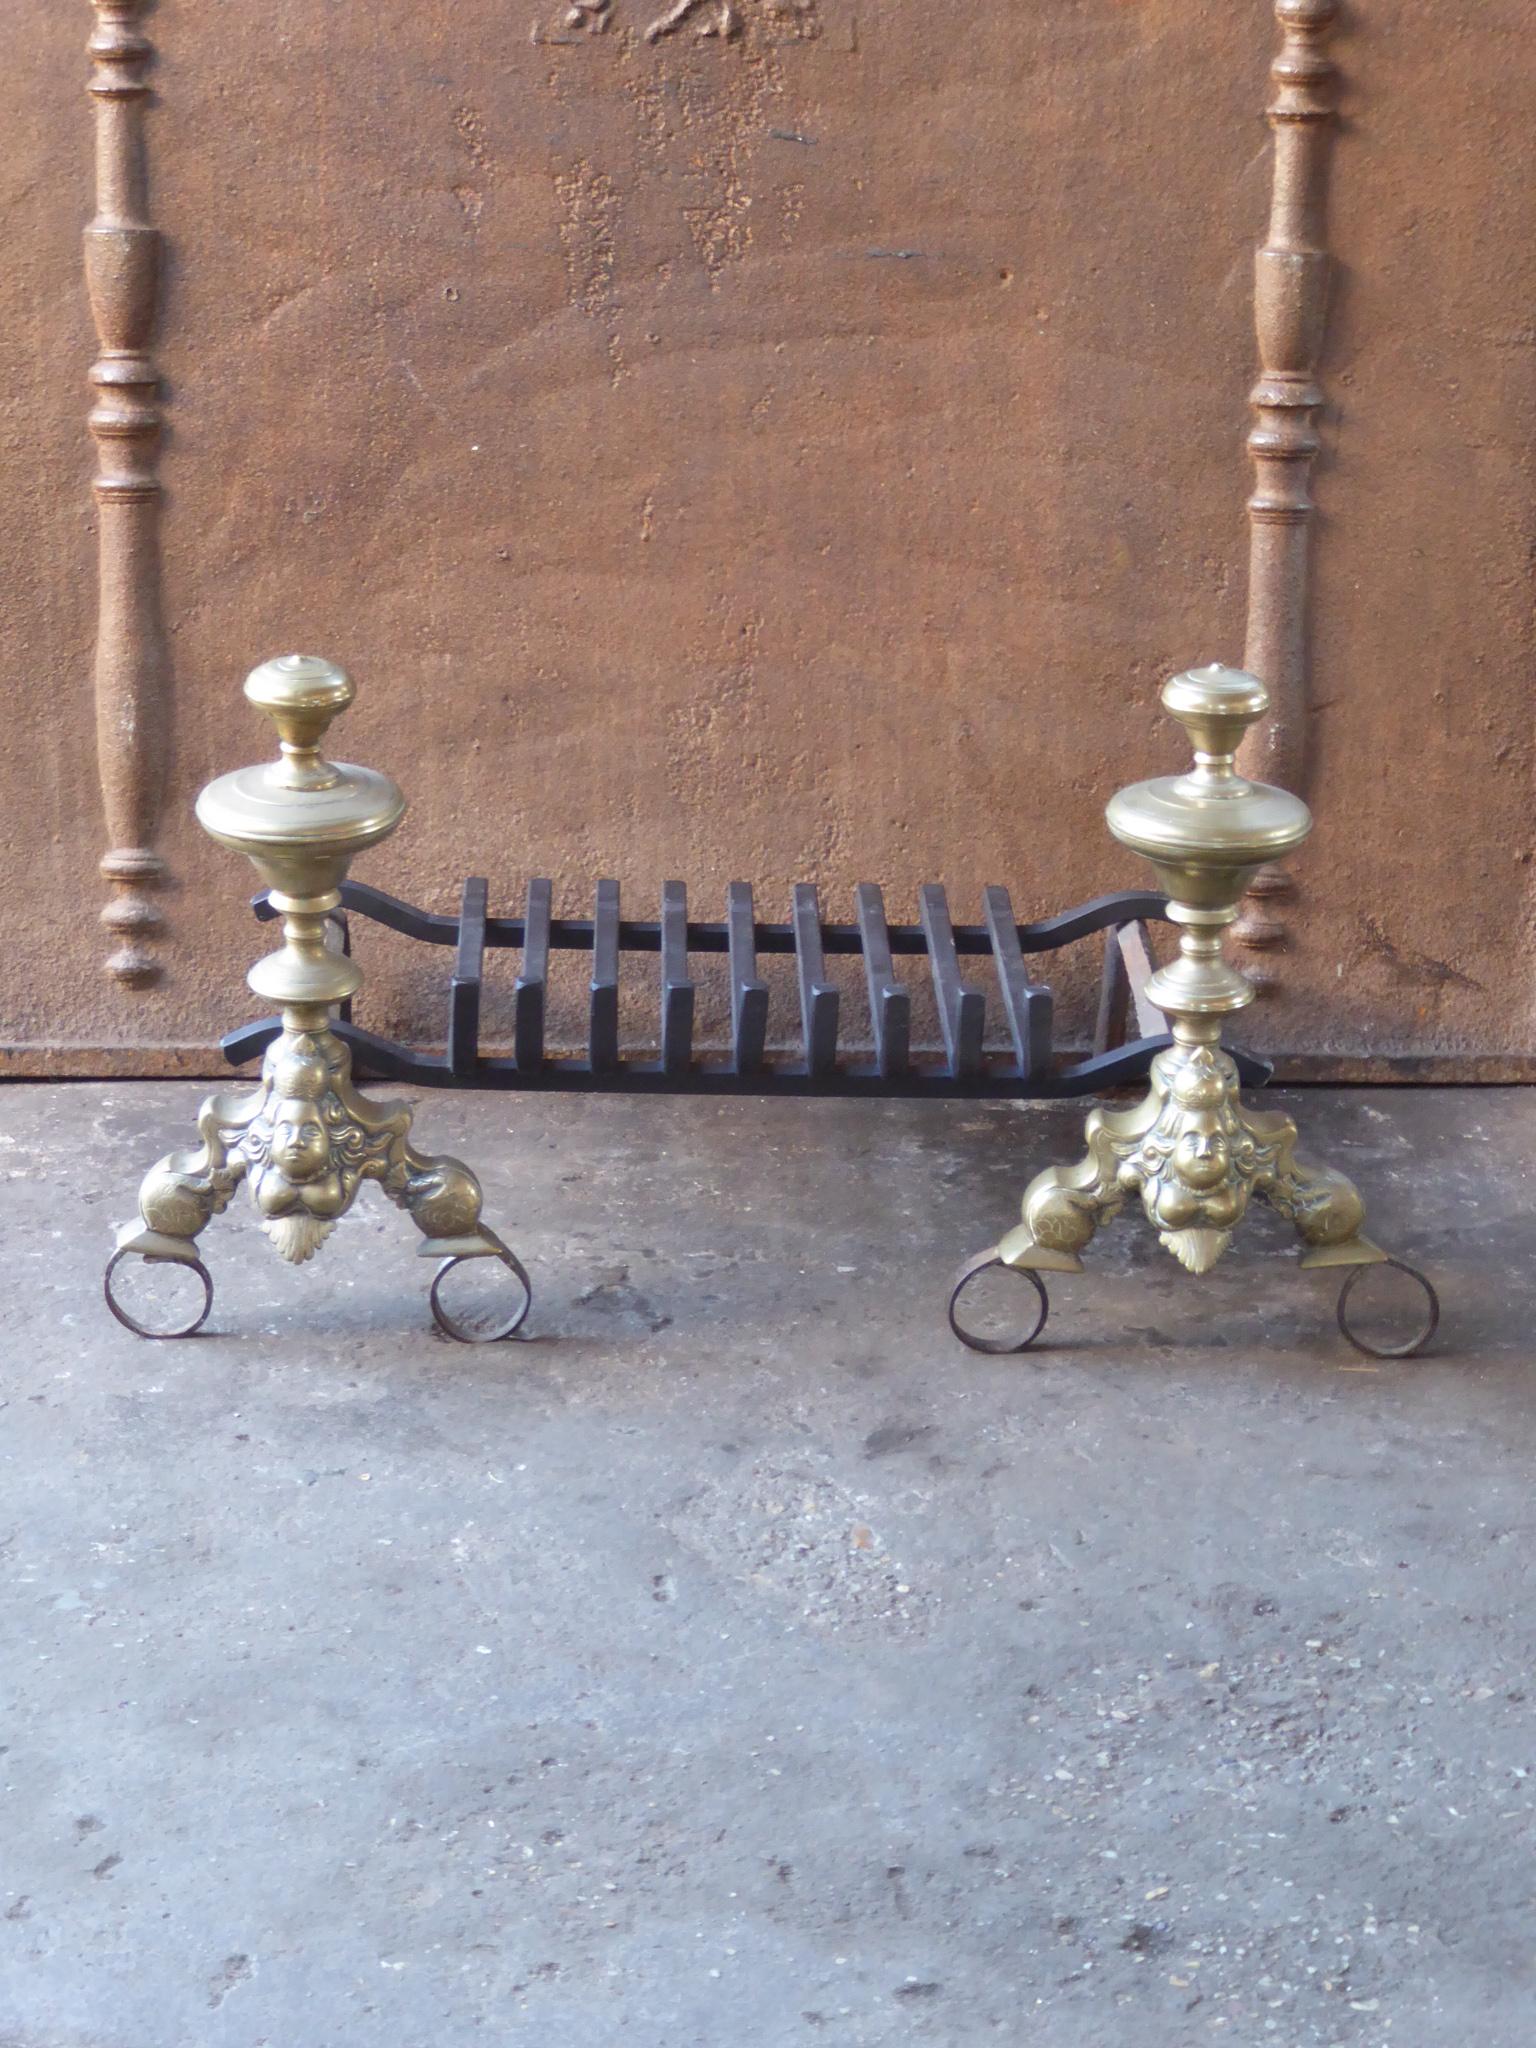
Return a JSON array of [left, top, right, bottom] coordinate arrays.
[[107, 654, 1437, 1357]]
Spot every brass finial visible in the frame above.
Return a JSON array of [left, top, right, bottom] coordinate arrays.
[[950, 664, 1437, 1359], [242, 652, 356, 791], [196, 656, 404, 1009], [1106, 665, 1309, 1025], [107, 656, 529, 1342]]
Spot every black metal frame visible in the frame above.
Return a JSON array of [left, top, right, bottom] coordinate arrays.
[[228, 879, 1272, 1098]]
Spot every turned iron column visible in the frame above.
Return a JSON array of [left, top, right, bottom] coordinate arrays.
[[949, 665, 1437, 1360], [106, 655, 531, 1341]]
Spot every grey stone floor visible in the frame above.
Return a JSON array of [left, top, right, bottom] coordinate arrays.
[[1, 1083, 1532, 2047]]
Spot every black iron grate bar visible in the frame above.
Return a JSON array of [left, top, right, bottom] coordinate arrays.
[[920, 885, 986, 1079], [332, 881, 460, 945], [792, 884, 840, 1077], [514, 878, 551, 1072], [855, 883, 911, 1078], [1093, 924, 1132, 1057], [661, 881, 696, 1077], [448, 877, 487, 1079], [983, 885, 1053, 1081], [726, 882, 769, 1077], [1116, 919, 1165, 1039], [325, 910, 355, 1027], [590, 880, 621, 1073]]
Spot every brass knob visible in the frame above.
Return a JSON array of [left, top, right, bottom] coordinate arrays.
[[243, 653, 355, 792], [194, 656, 404, 1006], [1106, 664, 1311, 933]]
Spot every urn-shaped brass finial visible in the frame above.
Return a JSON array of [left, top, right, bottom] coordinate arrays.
[[195, 659, 403, 978], [1106, 664, 1310, 1024], [951, 662, 1437, 1360], [242, 652, 357, 789], [196, 656, 405, 1007], [108, 656, 528, 1342]]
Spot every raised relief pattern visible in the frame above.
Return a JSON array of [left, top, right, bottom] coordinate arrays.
[[87, 0, 170, 986], [535, 0, 819, 44], [1234, 0, 1341, 977]]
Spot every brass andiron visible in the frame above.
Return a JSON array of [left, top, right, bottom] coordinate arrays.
[[106, 656, 531, 1342], [949, 664, 1437, 1361]]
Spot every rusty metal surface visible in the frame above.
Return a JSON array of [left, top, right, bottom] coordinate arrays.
[[1233, 0, 1341, 975], [0, 4, 1532, 1066], [85, 0, 169, 986]]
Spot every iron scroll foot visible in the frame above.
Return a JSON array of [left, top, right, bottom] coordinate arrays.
[[381, 1139, 535, 1344], [947, 1252, 1050, 1355], [949, 1103, 1122, 1354], [429, 1244, 534, 1344], [1334, 1258, 1440, 1360], [103, 1244, 215, 1339]]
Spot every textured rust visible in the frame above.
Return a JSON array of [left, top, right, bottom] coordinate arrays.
[[0, 2, 1532, 1069], [1233, 0, 1340, 977], [86, 0, 169, 986]]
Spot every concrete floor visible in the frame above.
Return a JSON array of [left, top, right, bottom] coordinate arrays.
[[1, 1082, 1532, 2047]]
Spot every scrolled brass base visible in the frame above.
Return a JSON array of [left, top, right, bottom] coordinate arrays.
[[108, 1015, 529, 1342], [999, 1037, 1377, 1279], [953, 1035, 1435, 1360]]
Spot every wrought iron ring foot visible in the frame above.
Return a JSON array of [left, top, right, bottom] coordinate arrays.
[[948, 1252, 1050, 1355], [1335, 1258, 1439, 1360], [429, 1248, 533, 1344], [104, 1247, 214, 1340]]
